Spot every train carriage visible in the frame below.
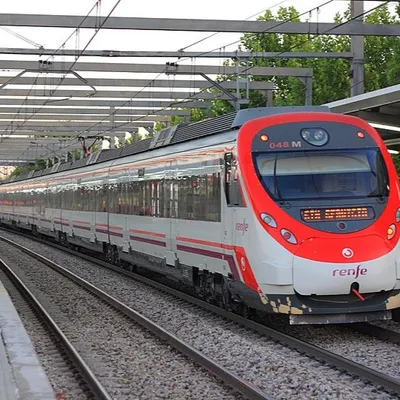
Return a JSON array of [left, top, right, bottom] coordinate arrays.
[[1, 106, 400, 324]]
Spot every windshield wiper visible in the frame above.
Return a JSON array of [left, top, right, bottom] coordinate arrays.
[[273, 156, 284, 204]]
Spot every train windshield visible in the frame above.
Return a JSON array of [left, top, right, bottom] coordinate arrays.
[[254, 149, 389, 201]]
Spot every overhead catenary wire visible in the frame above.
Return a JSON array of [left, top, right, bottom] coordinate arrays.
[[247, 0, 392, 105], [5, 0, 337, 156], [0, 1, 103, 141], [7, 0, 386, 159], [67, 1, 320, 147], [0, 0, 123, 145], [62, 0, 336, 143], [0, 26, 44, 49], [82, 0, 338, 136], [88, 0, 392, 140], [175, 0, 334, 64], [44, 0, 101, 63], [66, 0, 295, 143], [72, 68, 168, 138], [177, 0, 290, 53]]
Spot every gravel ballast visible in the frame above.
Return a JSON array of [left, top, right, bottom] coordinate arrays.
[[0, 239, 242, 400], [0, 268, 90, 400], [1, 230, 399, 399]]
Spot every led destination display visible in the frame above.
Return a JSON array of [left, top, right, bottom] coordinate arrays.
[[301, 207, 374, 222]]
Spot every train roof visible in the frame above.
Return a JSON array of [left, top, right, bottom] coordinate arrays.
[[4, 106, 330, 184]]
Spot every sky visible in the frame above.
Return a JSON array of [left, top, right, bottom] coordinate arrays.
[[0, 0, 394, 162], [0, 0, 392, 88], [0, 0, 392, 68]]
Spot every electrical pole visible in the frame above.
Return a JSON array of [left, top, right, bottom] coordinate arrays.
[[350, 0, 365, 96]]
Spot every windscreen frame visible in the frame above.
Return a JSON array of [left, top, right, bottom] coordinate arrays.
[[252, 148, 389, 203]]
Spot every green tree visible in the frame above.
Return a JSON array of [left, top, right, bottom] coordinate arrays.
[[154, 121, 166, 133], [161, 5, 400, 123], [366, 5, 400, 90], [9, 158, 46, 178], [197, 4, 400, 112], [239, 6, 351, 106], [390, 153, 400, 176]]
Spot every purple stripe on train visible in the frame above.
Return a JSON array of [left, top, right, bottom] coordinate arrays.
[[73, 225, 91, 231], [176, 244, 240, 281], [95, 229, 123, 237], [129, 235, 166, 247]]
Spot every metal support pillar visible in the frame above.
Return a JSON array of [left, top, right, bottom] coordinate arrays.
[[235, 59, 241, 111], [305, 77, 313, 106], [298, 77, 313, 105], [350, 0, 364, 97], [110, 105, 115, 130], [266, 90, 273, 107]]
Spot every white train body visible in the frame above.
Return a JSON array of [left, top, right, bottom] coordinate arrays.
[[1, 107, 400, 324]]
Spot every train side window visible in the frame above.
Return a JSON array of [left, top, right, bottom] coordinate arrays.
[[224, 152, 242, 207], [224, 152, 233, 205]]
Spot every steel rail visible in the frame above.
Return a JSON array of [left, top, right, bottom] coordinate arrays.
[[0, 256, 113, 400], [350, 323, 400, 345], [76, 252, 400, 394], [0, 235, 273, 400], [2, 230, 400, 394]]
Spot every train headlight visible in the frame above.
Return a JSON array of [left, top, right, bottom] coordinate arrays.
[[300, 128, 329, 146], [387, 224, 396, 240], [260, 213, 277, 228], [280, 229, 297, 244], [396, 207, 400, 222]]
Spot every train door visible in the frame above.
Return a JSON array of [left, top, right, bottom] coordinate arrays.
[[222, 152, 236, 249], [93, 174, 109, 247], [165, 160, 178, 266]]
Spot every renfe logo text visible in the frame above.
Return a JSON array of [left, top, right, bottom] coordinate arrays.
[[236, 219, 248, 235], [332, 265, 367, 279]]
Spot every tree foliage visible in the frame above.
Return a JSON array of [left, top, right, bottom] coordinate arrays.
[[9, 159, 46, 178], [238, 4, 400, 107], [390, 154, 400, 176], [185, 3, 400, 116]]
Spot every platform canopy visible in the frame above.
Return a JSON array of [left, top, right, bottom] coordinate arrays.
[[325, 84, 400, 153]]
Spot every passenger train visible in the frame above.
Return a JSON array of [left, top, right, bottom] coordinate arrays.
[[1, 106, 400, 324]]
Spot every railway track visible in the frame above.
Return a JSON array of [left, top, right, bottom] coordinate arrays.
[[350, 322, 400, 345], [2, 230, 400, 397], [0, 266, 92, 400], [0, 257, 112, 400], [0, 234, 271, 400]]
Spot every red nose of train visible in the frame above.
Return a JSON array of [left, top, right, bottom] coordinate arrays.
[[294, 234, 393, 264]]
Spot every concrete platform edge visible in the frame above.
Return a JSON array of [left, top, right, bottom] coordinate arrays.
[[0, 280, 55, 400]]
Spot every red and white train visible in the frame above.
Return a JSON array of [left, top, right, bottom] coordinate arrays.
[[1, 106, 400, 324]]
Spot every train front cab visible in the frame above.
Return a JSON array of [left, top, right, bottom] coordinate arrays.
[[236, 111, 400, 324]]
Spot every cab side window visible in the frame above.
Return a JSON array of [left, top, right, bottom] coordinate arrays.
[[224, 152, 245, 207]]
